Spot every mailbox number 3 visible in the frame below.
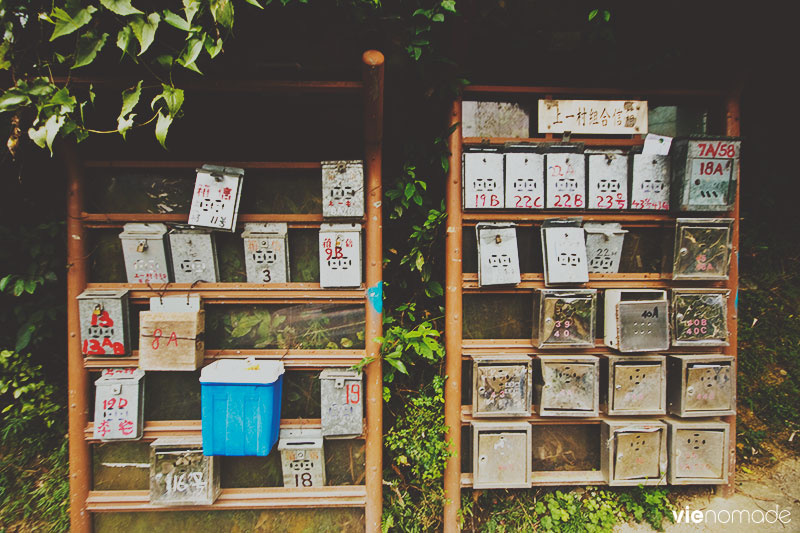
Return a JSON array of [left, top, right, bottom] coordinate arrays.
[[346, 383, 361, 404]]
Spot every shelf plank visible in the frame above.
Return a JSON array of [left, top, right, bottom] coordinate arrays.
[[58, 77, 363, 94], [460, 405, 668, 425], [461, 471, 607, 488], [84, 161, 321, 170], [463, 137, 644, 147], [85, 349, 365, 370], [462, 85, 726, 98], [461, 338, 726, 356], [463, 277, 725, 291], [80, 213, 339, 230], [460, 211, 678, 224]]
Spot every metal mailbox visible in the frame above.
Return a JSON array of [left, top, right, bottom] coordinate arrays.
[[119, 223, 171, 284], [667, 354, 736, 417], [630, 152, 670, 210], [322, 160, 365, 218], [472, 421, 532, 489], [584, 223, 627, 274], [188, 165, 244, 231], [672, 137, 740, 211], [476, 222, 521, 286], [601, 420, 667, 486], [545, 149, 585, 209], [242, 223, 290, 284], [535, 355, 599, 417], [463, 150, 504, 209], [671, 289, 729, 346], [541, 219, 588, 285], [672, 218, 733, 280], [472, 355, 532, 417], [320, 369, 363, 438], [139, 296, 204, 371], [319, 223, 362, 288], [504, 151, 544, 209], [78, 289, 131, 357], [168, 228, 219, 284], [279, 428, 326, 488], [534, 289, 596, 349], [93, 368, 145, 441], [604, 289, 669, 352], [666, 419, 730, 485], [604, 355, 666, 416], [149, 436, 220, 506], [587, 150, 628, 209]]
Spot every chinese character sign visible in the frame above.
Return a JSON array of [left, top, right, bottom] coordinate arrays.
[[188, 166, 244, 231], [538, 100, 648, 135]]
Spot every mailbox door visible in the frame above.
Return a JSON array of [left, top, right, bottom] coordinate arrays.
[[542, 362, 595, 411], [475, 364, 529, 415], [545, 153, 585, 208], [505, 153, 544, 209], [614, 430, 662, 480], [121, 237, 170, 284], [476, 431, 528, 486], [322, 161, 365, 218], [674, 429, 726, 479], [321, 377, 363, 437], [169, 232, 219, 283], [539, 295, 594, 347], [151, 448, 215, 505], [281, 448, 326, 487], [477, 225, 520, 286], [245, 236, 288, 283], [673, 225, 731, 279], [319, 228, 361, 288], [612, 363, 663, 412], [684, 140, 739, 209], [617, 301, 669, 352], [94, 381, 142, 441], [588, 153, 628, 209], [79, 296, 129, 356], [673, 292, 728, 345], [463, 152, 504, 209], [585, 232, 625, 274], [631, 154, 669, 210], [542, 227, 588, 284], [685, 363, 733, 412]]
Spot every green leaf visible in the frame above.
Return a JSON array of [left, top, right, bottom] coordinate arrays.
[[15, 324, 35, 352], [0, 41, 11, 70], [204, 34, 223, 58], [0, 275, 12, 291], [588, 8, 598, 21], [183, 0, 201, 23], [177, 38, 203, 72], [151, 84, 184, 115], [13, 279, 24, 297], [28, 114, 65, 154], [432, 13, 444, 22], [415, 253, 424, 271], [89, 84, 96, 104], [0, 89, 31, 114], [116, 26, 134, 57], [99, 0, 143, 16], [117, 80, 142, 138], [385, 356, 408, 375], [441, 0, 456, 12], [129, 13, 160, 55], [245, 0, 264, 7], [155, 111, 173, 149], [154, 55, 174, 70], [163, 9, 191, 31], [210, 0, 234, 31], [50, 6, 97, 41], [404, 182, 415, 200], [73, 32, 109, 69], [426, 280, 443, 297], [603, 10, 611, 22], [49, 88, 77, 113]]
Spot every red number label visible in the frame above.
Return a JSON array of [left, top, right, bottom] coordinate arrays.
[[346, 383, 361, 404], [152, 329, 162, 350]]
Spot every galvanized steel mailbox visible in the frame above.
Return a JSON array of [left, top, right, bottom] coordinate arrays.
[[666, 419, 730, 485], [534, 289, 596, 349], [672, 218, 733, 280], [279, 428, 326, 488], [472, 355, 532, 417], [604, 289, 669, 352], [604, 355, 666, 416], [188, 165, 244, 231], [587, 150, 628, 209], [119, 223, 171, 284], [504, 151, 544, 209], [242, 223, 290, 284], [78, 289, 131, 357], [463, 150, 504, 209], [93, 368, 145, 441], [541, 219, 588, 285], [601, 420, 667, 486], [168, 228, 219, 284], [672, 137, 740, 211], [630, 153, 670, 210], [139, 296, 205, 371], [545, 149, 585, 209], [476, 222, 521, 286], [584, 223, 627, 274], [319, 223, 361, 288], [472, 421, 532, 489], [667, 354, 735, 417], [322, 160, 364, 218], [320, 369, 363, 438], [671, 289, 729, 346], [150, 436, 220, 506], [535, 355, 599, 416]]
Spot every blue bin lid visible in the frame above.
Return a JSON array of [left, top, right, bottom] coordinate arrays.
[[200, 358, 284, 385]]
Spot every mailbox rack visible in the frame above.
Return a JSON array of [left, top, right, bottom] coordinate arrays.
[[442, 86, 741, 530], [65, 52, 385, 533]]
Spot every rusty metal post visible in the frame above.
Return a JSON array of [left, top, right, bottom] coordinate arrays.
[[64, 142, 91, 532], [362, 49, 384, 532], [443, 98, 463, 532]]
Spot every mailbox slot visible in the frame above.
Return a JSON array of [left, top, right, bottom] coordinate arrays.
[[139, 296, 204, 371], [541, 219, 588, 285], [672, 218, 734, 280], [322, 160, 365, 218], [168, 228, 219, 283], [604, 355, 666, 415], [587, 150, 628, 209], [319, 223, 362, 288], [667, 354, 735, 417], [279, 428, 326, 488], [320, 369, 363, 438], [534, 289, 596, 349], [545, 149, 586, 209], [78, 289, 131, 357], [463, 150, 504, 209], [472, 355, 532, 417], [504, 151, 544, 209], [119, 223, 171, 284], [472, 421, 532, 489], [630, 153, 670, 210], [535, 355, 599, 417], [672, 137, 740, 211], [93, 368, 145, 441], [601, 421, 667, 486], [584, 223, 627, 274], [149, 436, 220, 505], [476, 222, 521, 286], [188, 164, 244, 231], [604, 289, 669, 352], [671, 289, 729, 346], [666, 419, 730, 484], [242, 223, 290, 284]]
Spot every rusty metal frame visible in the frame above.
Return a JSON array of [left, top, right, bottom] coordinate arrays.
[[66, 52, 384, 532]]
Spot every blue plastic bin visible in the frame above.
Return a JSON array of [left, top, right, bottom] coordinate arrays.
[[200, 359, 285, 456]]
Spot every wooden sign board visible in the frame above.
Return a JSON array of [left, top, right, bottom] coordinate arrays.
[[538, 100, 648, 135]]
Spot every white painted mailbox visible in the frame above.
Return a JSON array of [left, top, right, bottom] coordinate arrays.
[[584, 223, 627, 274], [319, 223, 362, 288], [476, 222, 521, 286], [587, 150, 628, 209], [463, 149, 504, 209], [630, 152, 670, 210], [541, 219, 588, 285], [188, 165, 244, 231], [504, 150, 544, 209], [93, 368, 144, 441], [545, 149, 585, 209]]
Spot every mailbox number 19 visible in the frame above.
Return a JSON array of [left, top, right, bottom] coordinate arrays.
[[346, 383, 360, 404]]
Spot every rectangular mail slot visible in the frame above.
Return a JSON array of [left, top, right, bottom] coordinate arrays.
[[139, 296, 204, 371], [463, 150, 504, 209], [535, 355, 599, 417], [472, 421, 532, 489], [667, 354, 735, 417], [545, 148, 585, 209], [320, 369, 363, 438], [541, 219, 588, 285], [119, 223, 171, 284], [93, 368, 144, 441], [604, 289, 669, 352], [472, 355, 532, 417], [242, 223, 290, 284], [672, 137, 740, 211], [672, 218, 733, 280], [630, 152, 670, 210], [78, 289, 131, 357], [666, 419, 730, 485], [587, 150, 628, 209], [319, 223, 362, 288], [604, 355, 666, 416], [322, 160, 365, 218], [476, 222, 521, 286], [279, 428, 326, 488], [149, 436, 220, 505], [188, 165, 244, 231], [601, 420, 667, 486], [534, 289, 596, 349], [504, 150, 544, 209], [671, 289, 729, 346], [168, 228, 219, 283], [584, 223, 627, 274]]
